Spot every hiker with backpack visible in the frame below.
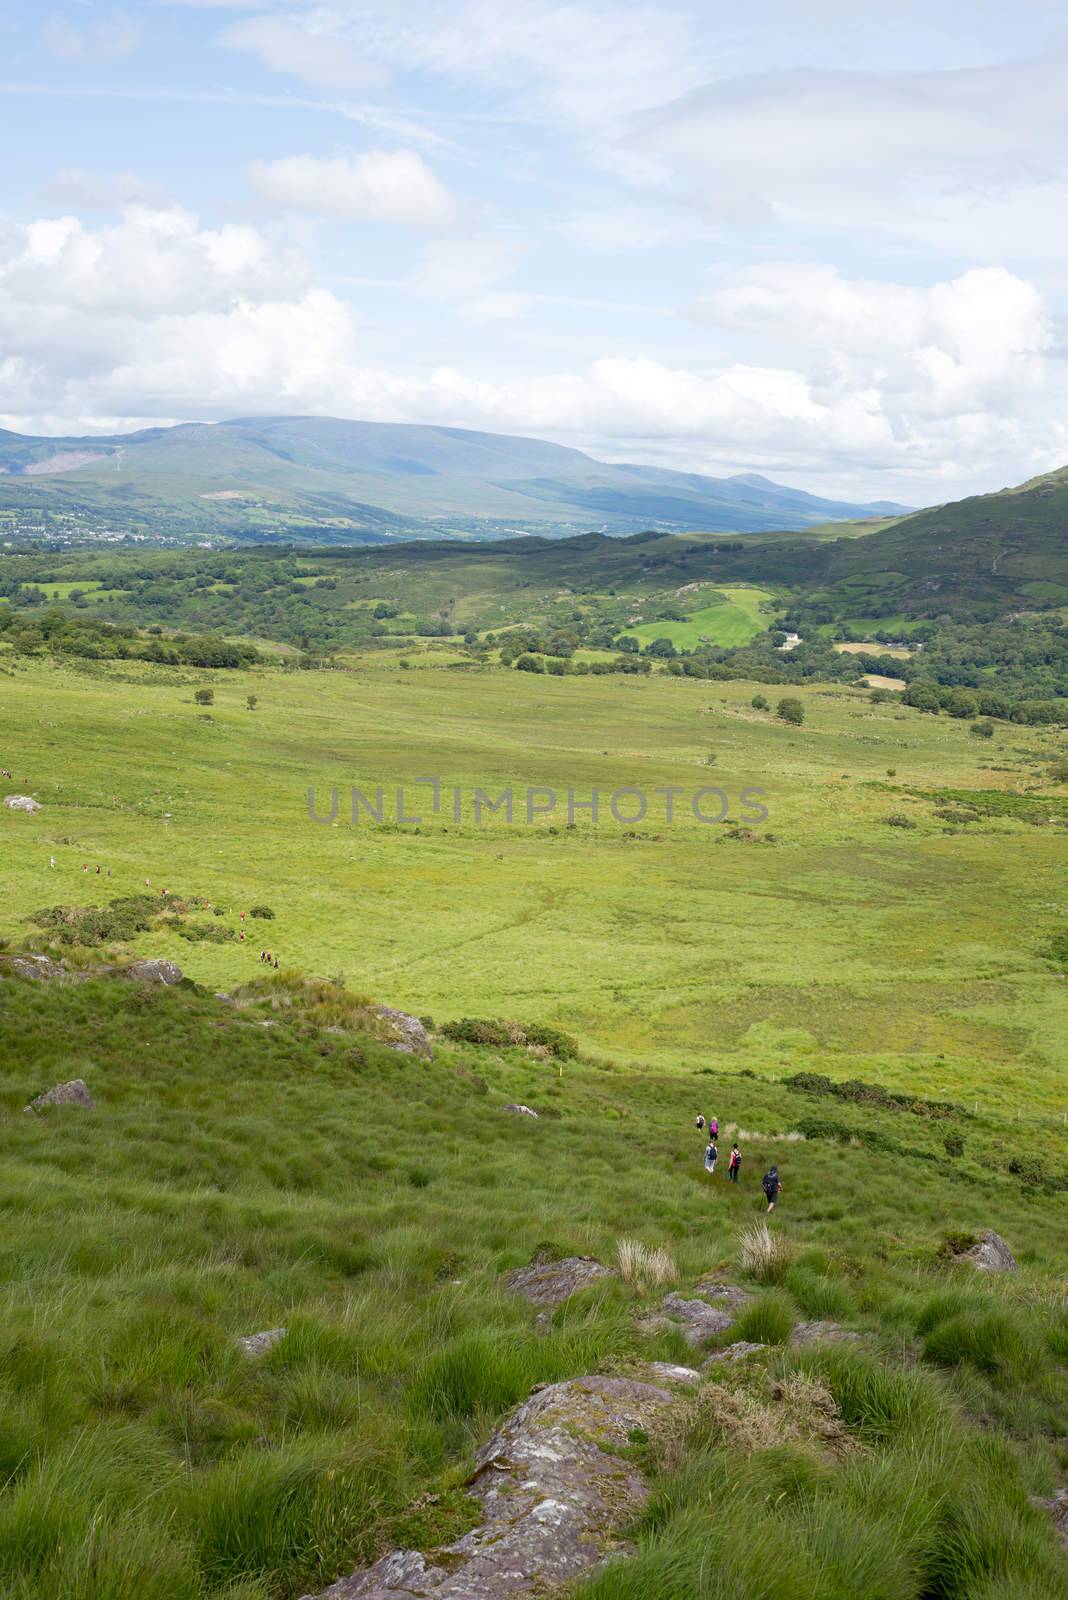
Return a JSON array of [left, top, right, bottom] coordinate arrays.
[[704, 1135, 718, 1176], [709, 1116, 719, 1141], [728, 1144, 741, 1183], [695, 1113, 705, 1132], [762, 1165, 782, 1212]]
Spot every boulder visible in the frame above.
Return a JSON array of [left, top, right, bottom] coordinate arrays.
[[690, 1280, 754, 1315], [123, 959, 184, 986], [790, 1321, 861, 1346], [301, 1375, 678, 1599], [503, 1104, 539, 1119], [505, 1256, 612, 1310], [961, 1230, 1017, 1273], [8, 954, 66, 982], [25, 1079, 94, 1114], [373, 1006, 432, 1060], [237, 1327, 287, 1358], [638, 1292, 737, 1348], [3, 795, 41, 813]]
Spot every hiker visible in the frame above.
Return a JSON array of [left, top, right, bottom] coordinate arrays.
[[704, 1136, 718, 1175], [762, 1165, 782, 1212], [273, 957, 279, 970], [49, 856, 56, 869], [710, 1116, 719, 1141], [95, 864, 101, 875], [728, 1144, 741, 1183], [695, 1113, 705, 1131]]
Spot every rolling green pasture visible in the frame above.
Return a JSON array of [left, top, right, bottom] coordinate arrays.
[[2, 654, 1066, 1118], [624, 586, 776, 649]]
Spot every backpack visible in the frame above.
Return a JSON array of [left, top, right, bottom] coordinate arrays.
[[762, 1170, 778, 1200]]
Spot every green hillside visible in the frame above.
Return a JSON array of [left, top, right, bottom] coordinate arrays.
[[0, 648, 1066, 1599]]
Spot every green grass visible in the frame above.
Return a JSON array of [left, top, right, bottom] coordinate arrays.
[[0, 647, 1066, 1596], [624, 586, 776, 648]]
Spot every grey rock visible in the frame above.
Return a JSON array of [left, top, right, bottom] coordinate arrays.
[[961, 1230, 1017, 1273], [124, 958, 184, 986], [506, 1256, 612, 1310], [708, 1341, 767, 1366], [373, 1006, 432, 1060], [690, 1281, 754, 1314], [302, 1375, 677, 1599], [790, 1321, 861, 1346], [646, 1361, 702, 1386], [25, 1079, 94, 1114], [639, 1292, 736, 1348], [503, 1103, 539, 1119], [237, 1327, 287, 1358], [9, 954, 66, 982], [3, 795, 41, 813]]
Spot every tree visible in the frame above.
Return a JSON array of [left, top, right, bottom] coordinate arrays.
[[644, 637, 677, 659], [751, 693, 769, 711], [777, 697, 804, 725], [246, 694, 258, 711], [194, 688, 214, 706], [969, 719, 994, 739]]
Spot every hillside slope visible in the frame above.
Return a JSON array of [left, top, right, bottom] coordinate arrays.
[[0, 415, 909, 542]]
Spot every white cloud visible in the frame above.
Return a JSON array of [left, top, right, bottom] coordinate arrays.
[[2, 206, 1066, 499], [44, 12, 140, 62], [251, 150, 457, 228], [636, 55, 1068, 256], [42, 169, 166, 211], [220, 15, 385, 92]]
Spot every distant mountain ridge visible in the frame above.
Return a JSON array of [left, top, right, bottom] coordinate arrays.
[[0, 415, 911, 542]]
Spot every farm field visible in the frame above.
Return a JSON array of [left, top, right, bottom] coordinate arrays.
[[623, 586, 777, 649]]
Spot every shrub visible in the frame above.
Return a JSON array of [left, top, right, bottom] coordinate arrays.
[[944, 1132, 965, 1158], [969, 720, 995, 739], [732, 1291, 795, 1345], [738, 1224, 795, 1285], [751, 694, 769, 710], [884, 813, 917, 828], [522, 1023, 579, 1061], [777, 697, 804, 726], [193, 688, 214, 706], [249, 905, 276, 920]]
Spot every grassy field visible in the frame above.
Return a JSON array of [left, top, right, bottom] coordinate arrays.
[[2, 653, 1067, 1119], [624, 586, 776, 649], [1, 650, 1067, 1598]]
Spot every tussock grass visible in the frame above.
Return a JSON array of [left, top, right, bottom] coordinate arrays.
[[738, 1224, 796, 1285], [616, 1238, 678, 1291], [733, 1290, 796, 1346]]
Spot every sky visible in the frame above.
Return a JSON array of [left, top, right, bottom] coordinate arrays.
[[2, 1, 1068, 504]]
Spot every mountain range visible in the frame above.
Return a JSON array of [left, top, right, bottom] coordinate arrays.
[[0, 415, 910, 542]]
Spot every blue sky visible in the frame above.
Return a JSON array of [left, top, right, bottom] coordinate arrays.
[[2, 0, 1068, 502]]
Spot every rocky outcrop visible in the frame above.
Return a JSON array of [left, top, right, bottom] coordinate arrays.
[[237, 1327, 286, 1358], [302, 1375, 679, 1599], [25, 1079, 94, 1114], [961, 1230, 1017, 1273], [503, 1104, 539, 1119], [123, 958, 184, 986], [647, 1361, 702, 1386], [790, 1321, 861, 1346], [710, 1341, 767, 1365], [3, 795, 41, 813], [7, 954, 66, 982], [373, 1006, 432, 1060], [638, 1291, 738, 1348], [505, 1256, 612, 1309]]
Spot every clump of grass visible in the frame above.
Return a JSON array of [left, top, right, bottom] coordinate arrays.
[[923, 1310, 1044, 1384], [732, 1291, 796, 1347], [784, 1264, 854, 1322], [785, 1343, 945, 1443], [738, 1224, 795, 1285], [616, 1238, 677, 1292]]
